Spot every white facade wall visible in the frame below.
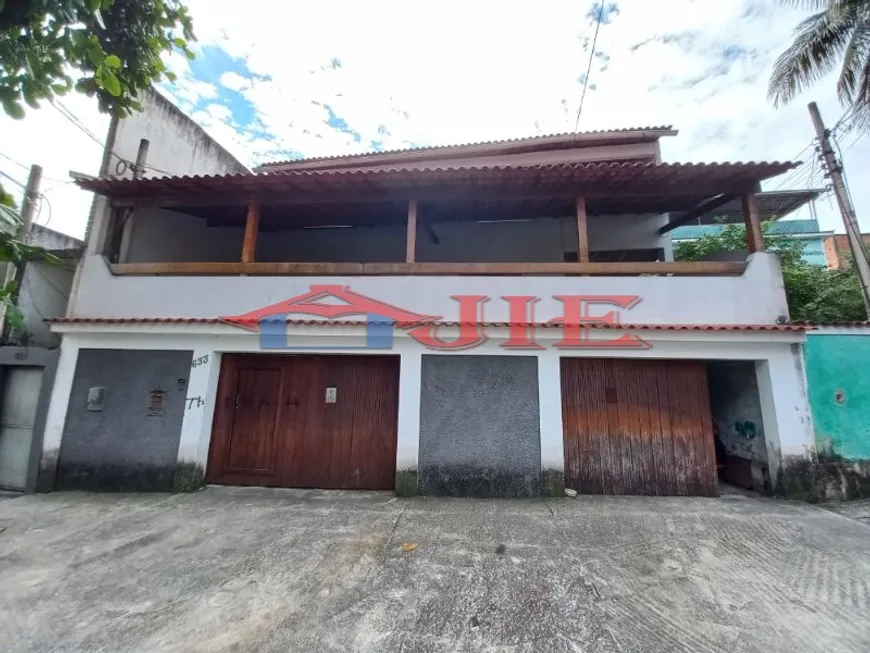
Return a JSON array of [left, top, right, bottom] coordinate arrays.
[[16, 261, 75, 347], [41, 324, 814, 492], [69, 252, 789, 325], [109, 89, 248, 181]]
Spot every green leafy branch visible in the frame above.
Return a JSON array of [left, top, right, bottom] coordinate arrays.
[[0, 0, 196, 118]]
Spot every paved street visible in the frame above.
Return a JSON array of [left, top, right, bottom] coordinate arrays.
[[1, 487, 869, 652]]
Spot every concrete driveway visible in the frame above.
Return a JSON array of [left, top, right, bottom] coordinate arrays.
[[1, 488, 869, 653]]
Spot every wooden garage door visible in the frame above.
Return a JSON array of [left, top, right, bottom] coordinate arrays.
[[207, 355, 399, 490], [561, 359, 718, 496]]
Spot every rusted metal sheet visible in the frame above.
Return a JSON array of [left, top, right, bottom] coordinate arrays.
[[207, 354, 399, 490], [561, 358, 718, 496]]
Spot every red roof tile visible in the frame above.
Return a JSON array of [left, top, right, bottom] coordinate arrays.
[[46, 317, 809, 332]]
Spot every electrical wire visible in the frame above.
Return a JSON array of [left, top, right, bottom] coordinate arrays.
[[36, 194, 52, 228], [0, 152, 31, 171], [0, 170, 27, 190], [50, 99, 106, 148], [39, 180, 76, 195], [831, 133, 857, 207], [574, 0, 606, 133], [768, 139, 819, 191], [832, 104, 860, 134], [0, 153, 74, 187], [48, 101, 175, 179]]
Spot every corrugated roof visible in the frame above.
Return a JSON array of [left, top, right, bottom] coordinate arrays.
[[46, 317, 808, 332], [256, 126, 677, 169], [673, 190, 823, 226], [75, 160, 799, 201]]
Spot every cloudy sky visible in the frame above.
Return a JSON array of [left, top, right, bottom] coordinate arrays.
[[1, 0, 868, 239]]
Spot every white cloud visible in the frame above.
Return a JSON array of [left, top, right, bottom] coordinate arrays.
[[2, 0, 869, 239], [170, 78, 219, 106], [219, 71, 251, 92]]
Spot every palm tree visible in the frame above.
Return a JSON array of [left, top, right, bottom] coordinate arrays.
[[769, 0, 870, 129]]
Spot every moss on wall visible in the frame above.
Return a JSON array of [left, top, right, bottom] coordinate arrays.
[[541, 469, 565, 497], [173, 462, 205, 493], [394, 469, 418, 497], [778, 453, 870, 502]]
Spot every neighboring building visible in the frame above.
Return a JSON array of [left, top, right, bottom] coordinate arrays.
[[670, 190, 832, 266], [0, 224, 82, 492], [823, 233, 870, 269], [34, 120, 819, 499]]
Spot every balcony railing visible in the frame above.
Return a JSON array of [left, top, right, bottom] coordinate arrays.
[[107, 260, 747, 277]]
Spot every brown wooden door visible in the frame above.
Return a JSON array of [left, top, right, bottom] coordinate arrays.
[[561, 359, 718, 496], [207, 354, 399, 490], [208, 357, 285, 485]]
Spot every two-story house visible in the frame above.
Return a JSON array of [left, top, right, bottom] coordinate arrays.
[[37, 124, 815, 498]]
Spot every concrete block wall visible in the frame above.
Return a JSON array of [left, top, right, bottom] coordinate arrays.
[[54, 349, 192, 491], [418, 355, 542, 497]]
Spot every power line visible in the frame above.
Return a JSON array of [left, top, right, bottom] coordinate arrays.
[[50, 99, 105, 148], [0, 170, 27, 190], [768, 139, 819, 191], [0, 152, 31, 171], [574, 0, 606, 133], [40, 180, 75, 195], [832, 104, 860, 134], [36, 193, 52, 227], [831, 133, 856, 207]]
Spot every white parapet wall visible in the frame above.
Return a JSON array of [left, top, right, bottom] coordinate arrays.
[[68, 252, 789, 325]]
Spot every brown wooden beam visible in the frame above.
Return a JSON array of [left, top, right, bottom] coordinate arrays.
[[741, 193, 765, 253], [109, 260, 747, 277], [107, 184, 759, 211], [406, 199, 418, 262], [576, 197, 589, 262], [658, 193, 736, 234], [241, 199, 260, 263]]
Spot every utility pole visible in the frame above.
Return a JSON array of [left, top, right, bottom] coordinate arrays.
[[0, 164, 42, 339], [17, 164, 42, 236], [132, 138, 150, 179], [808, 102, 870, 317]]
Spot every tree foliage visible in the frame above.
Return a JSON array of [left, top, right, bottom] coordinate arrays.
[[0, 0, 195, 119], [674, 221, 867, 322], [769, 0, 870, 130]]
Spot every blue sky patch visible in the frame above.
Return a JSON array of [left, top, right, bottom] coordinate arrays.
[[187, 44, 270, 130], [588, 2, 620, 24], [313, 101, 362, 143]]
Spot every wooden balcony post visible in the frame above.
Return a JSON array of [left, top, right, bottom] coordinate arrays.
[[406, 199, 418, 263], [241, 199, 260, 263], [576, 197, 589, 262], [741, 193, 764, 253]]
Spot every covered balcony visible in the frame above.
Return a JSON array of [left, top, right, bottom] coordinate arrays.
[[66, 160, 797, 326], [77, 160, 795, 278]]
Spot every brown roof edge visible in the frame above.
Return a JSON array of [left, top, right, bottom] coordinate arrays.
[[73, 160, 800, 198], [46, 317, 808, 332], [254, 126, 679, 171]]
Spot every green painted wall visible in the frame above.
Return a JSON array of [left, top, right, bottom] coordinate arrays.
[[805, 334, 870, 460]]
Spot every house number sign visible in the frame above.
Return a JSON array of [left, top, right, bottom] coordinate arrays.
[[325, 387, 337, 404]]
